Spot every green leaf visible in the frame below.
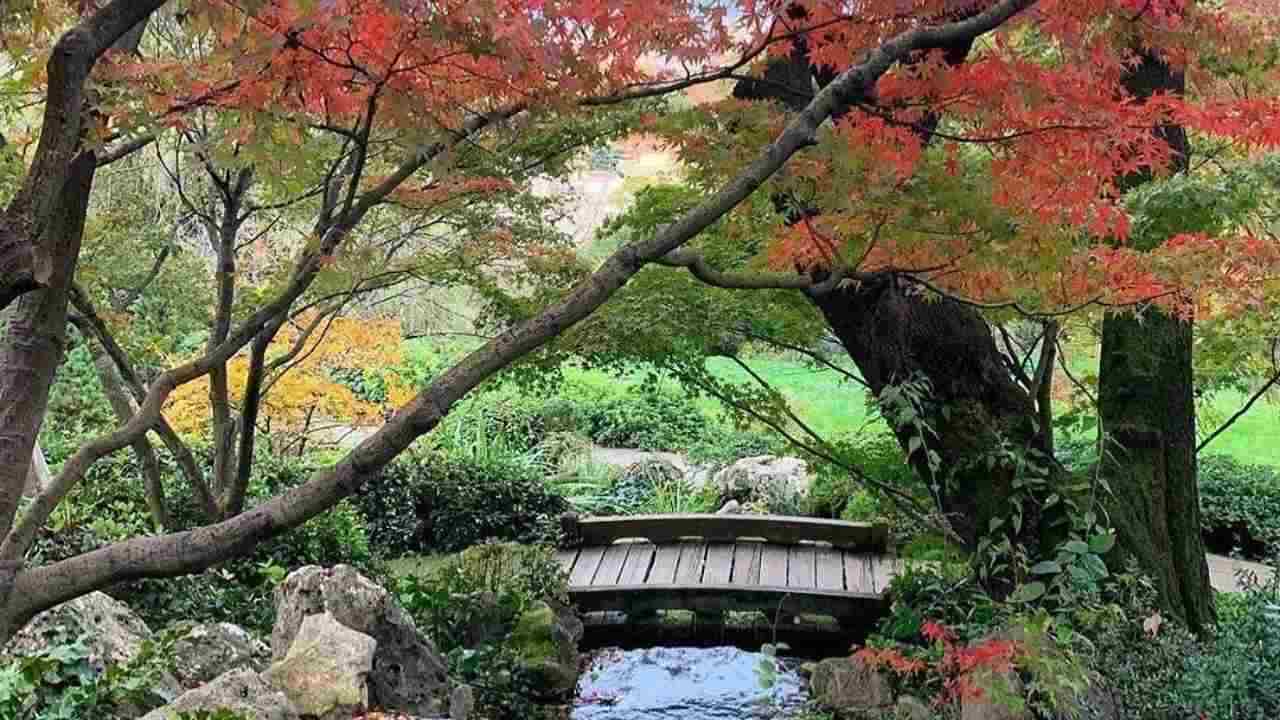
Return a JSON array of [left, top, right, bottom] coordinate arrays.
[[1030, 560, 1062, 575], [1063, 540, 1090, 555], [1009, 582, 1046, 603], [1089, 533, 1116, 554]]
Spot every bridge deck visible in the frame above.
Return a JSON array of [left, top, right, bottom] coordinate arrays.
[[556, 514, 901, 621]]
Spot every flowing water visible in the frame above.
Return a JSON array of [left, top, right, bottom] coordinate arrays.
[[572, 646, 810, 720]]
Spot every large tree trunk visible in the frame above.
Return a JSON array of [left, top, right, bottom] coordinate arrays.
[[1098, 50, 1213, 633], [0, 151, 95, 612], [811, 275, 1059, 554]]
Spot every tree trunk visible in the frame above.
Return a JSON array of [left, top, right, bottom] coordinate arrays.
[[24, 444, 50, 498], [0, 151, 95, 611], [1098, 50, 1213, 633], [811, 275, 1059, 554], [1099, 311, 1213, 630], [88, 335, 171, 530]]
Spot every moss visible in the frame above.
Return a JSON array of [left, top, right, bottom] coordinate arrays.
[[508, 602, 559, 663]]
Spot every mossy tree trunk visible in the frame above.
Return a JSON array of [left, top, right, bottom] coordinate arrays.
[[811, 275, 1063, 557], [1098, 50, 1214, 633]]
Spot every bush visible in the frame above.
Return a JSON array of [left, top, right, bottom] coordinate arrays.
[[393, 542, 568, 653], [1171, 566, 1280, 718], [357, 450, 568, 556], [393, 543, 569, 720], [1197, 455, 1280, 560]]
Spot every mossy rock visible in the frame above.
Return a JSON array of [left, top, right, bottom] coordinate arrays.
[[508, 601, 582, 699]]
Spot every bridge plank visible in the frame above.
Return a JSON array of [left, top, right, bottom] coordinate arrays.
[[760, 545, 788, 586], [844, 552, 874, 594], [788, 546, 817, 588], [648, 544, 681, 584], [816, 547, 844, 591], [619, 543, 655, 585], [555, 549, 579, 576], [731, 542, 761, 585], [594, 544, 630, 586], [676, 542, 708, 584], [570, 546, 606, 587], [870, 555, 902, 593], [573, 514, 887, 550], [703, 543, 735, 585]]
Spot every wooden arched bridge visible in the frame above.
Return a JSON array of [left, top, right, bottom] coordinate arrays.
[[556, 514, 902, 625]]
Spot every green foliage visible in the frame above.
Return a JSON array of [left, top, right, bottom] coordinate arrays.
[[393, 542, 568, 654], [1198, 454, 1280, 560], [877, 563, 1001, 644], [0, 631, 179, 720], [1171, 567, 1280, 718], [38, 341, 115, 466], [358, 450, 567, 556], [393, 543, 569, 720]]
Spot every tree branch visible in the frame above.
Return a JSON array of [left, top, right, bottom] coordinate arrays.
[[2, 0, 1037, 626]]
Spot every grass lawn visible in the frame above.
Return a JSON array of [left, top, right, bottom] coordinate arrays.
[[408, 339, 1280, 467]]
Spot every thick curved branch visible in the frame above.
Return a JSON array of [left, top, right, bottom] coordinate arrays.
[[4, 0, 1037, 624], [657, 247, 838, 291]]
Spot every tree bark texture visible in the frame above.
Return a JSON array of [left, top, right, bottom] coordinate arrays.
[[811, 276, 1056, 551], [1098, 50, 1213, 632]]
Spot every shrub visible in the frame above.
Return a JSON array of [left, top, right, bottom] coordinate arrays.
[[358, 451, 568, 556], [1197, 455, 1280, 560], [568, 387, 707, 450], [392, 543, 568, 720], [393, 542, 568, 653], [1171, 566, 1280, 718]]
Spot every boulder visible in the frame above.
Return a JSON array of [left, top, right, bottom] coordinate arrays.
[[9, 591, 183, 705], [716, 499, 743, 515], [140, 668, 299, 720], [896, 695, 933, 720], [265, 612, 375, 719], [170, 622, 270, 689], [960, 670, 1027, 720], [272, 565, 451, 716], [450, 684, 476, 720], [508, 600, 584, 699], [11, 591, 154, 671], [714, 456, 810, 504], [809, 656, 894, 715]]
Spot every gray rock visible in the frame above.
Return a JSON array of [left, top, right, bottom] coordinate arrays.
[[265, 612, 375, 719], [896, 695, 933, 720], [716, 499, 743, 514], [11, 591, 153, 671], [589, 446, 689, 475], [140, 668, 298, 720], [960, 670, 1026, 720], [509, 600, 584, 699], [809, 656, 894, 714], [714, 455, 811, 503], [450, 684, 476, 720], [272, 564, 451, 716], [10, 591, 183, 706], [170, 622, 269, 689]]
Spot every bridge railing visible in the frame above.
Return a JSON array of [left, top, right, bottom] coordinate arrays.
[[559, 512, 888, 552]]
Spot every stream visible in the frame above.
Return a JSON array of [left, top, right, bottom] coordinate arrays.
[[572, 646, 810, 720]]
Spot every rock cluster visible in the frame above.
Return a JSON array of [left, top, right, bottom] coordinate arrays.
[[14, 565, 479, 720]]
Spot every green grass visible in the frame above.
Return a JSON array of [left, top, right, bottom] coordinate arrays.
[[405, 338, 1280, 468]]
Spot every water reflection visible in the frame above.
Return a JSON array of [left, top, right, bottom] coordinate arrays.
[[573, 646, 808, 720]]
